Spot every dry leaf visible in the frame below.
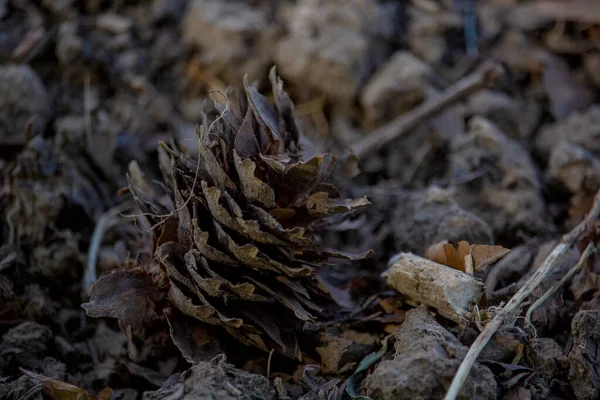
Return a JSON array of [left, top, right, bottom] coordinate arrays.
[[21, 368, 106, 400], [82, 269, 162, 330], [425, 240, 511, 273]]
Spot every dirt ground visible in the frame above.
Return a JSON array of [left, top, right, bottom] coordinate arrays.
[[1, 0, 600, 399]]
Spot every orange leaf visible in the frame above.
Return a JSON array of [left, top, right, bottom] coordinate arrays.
[[425, 240, 510, 273]]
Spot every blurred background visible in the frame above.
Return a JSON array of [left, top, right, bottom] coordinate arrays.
[[1, 0, 600, 399]]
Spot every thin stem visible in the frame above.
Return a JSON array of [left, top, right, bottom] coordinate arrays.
[[83, 202, 133, 292], [350, 62, 502, 159]]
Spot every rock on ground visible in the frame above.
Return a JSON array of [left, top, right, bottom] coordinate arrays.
[[182, 0, 278, 83], [360, 51, 433, 124], [143, 357, 276, 400], [0, 64, 50, 145], [536, 106, 600, 160], [569, 310, 600, 400], [275, 0, 399, 106], [526, 338, 568, 377], [365, 307, 497, 400], [449, 117, 549, 235], [547, 141, 600, 196], [391, 186, 493, 255]]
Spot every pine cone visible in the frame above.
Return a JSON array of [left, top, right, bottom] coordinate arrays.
[[126, 68, 370, 358]]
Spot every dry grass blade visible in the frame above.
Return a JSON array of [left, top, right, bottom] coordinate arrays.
[[444, 188, 600, 400]]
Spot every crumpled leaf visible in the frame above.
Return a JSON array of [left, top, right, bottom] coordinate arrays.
[[304, 192, 371, 219], [234, 151, 277, 208], [235, 107, 261, 158], [244, 74, 280, 141], [192, 223, 240, 266], [269, 66, 300, 149], [202, 181, 288, 246], [214, 222, 311, 277], [425, 240, 511, 273], [198, 132, 237, 194], [82, 269, 161, 330], [164, 307, 221, 364], [168, 281, 243, 328], [277, 154, 337, 204]]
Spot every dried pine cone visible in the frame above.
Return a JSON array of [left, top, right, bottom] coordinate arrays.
[[92, 68, 370, 359]]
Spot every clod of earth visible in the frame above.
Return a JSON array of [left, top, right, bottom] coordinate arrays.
[[365, 308, 496, 400]]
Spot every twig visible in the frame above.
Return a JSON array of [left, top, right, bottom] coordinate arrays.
[[526, 242, 596, 322], [350, 62, 502, 159], [444, 189, 600, 400], [83, 202, 133, 292]]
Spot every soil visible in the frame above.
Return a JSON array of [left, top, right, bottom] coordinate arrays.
[[1, 0, 600, 399]]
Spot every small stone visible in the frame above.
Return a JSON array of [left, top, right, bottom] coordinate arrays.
[[360, 51, 433, 123], [56, 21, 83, 67], [0, 65, 50, 145], [275, 0, 399, 106], [96, 13, 133, 34], [182, 0, 278, 83], [547, 141, 600, 195], [536, 106, 600, 160], [526, 338, 568, 377], [390, 186, 493, 255], [450, 117, 548, 234]]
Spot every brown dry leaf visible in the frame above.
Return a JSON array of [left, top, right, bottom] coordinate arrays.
[[164, 307, 221, 364], [269, 66, 300, 148], [304, 192, 371, 219], [82, 269, 161, 330], [425, 240, 511, 273], [233, 151, 277, 208], [21, 368, 102, 400], [276, 154, 337, 204], [243, 74, 280, 143], [235, 107, 261, 157]]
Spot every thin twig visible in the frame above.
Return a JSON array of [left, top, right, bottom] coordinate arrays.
[[350, 62, 503, 159], [526, 242, 596, 322], [120, 98, 230, 232], [83, 202, 134, 292], [444, 189, 600, 400]]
